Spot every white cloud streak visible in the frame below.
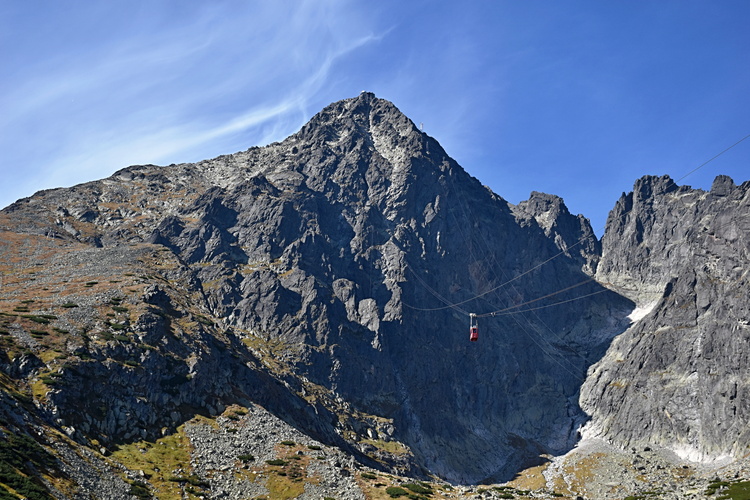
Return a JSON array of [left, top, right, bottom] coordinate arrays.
[[0, 1, 383, 208]]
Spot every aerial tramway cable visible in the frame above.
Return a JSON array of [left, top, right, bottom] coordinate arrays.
[[473, 278, 599, 318], [452, 171, 604, 374], [442, 170, 598, 377], [400, 131, 750, 340], [395, 166, 591, 378]]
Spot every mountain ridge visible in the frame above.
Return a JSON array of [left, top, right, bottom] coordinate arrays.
[[0, 93, 747, 498]]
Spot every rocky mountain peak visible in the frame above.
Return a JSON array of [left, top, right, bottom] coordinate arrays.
[[176, 93, 461, 228], [512, 191, 601, 275], [296, 91, 418, 143], [288, 92, 451, 198], [1, 93, 748, 497], [514, 191, 569, 226], [711, 174, 737, 196], [595, 174, 747, 305], [633, 174, 679, 199]]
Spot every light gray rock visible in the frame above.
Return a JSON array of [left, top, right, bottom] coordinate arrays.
[[582, 175, 750, 461]]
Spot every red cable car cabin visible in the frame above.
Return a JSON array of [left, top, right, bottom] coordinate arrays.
[[470, 325, 478, 341]]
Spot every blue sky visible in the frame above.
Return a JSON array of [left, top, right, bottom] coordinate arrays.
[[1, 1, 748, 233]]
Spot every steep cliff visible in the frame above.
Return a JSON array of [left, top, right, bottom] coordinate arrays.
[[512, 191, 601, 276], [0, 93, 634, 493], [581, 174, 750, 461]]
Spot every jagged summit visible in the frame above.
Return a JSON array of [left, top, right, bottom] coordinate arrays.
[[512, 191, 601, 275], [292, 92, 444, 162], [711, 174, 738, 195], [596, 173, 748, 304], [112, 93, 464, 220], [288, 93, 440, 186], [295, 91, 419, 143]]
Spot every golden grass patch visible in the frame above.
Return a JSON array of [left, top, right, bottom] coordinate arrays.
[[507, 462, 550, 491], [111, 425, 198, 500]]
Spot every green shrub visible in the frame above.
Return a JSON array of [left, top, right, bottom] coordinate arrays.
[[187, 476, 209, 488], [128, 481, 152, 499], [706, 479, 730, 495], [238, 454, 255, 462], [12, 392, 33, 404], [281, 440, 296, 446], [21, 315, 50, 324], [61, 303, 79, 308], [0, 463, 53, 499], [719, 480, 750, 499], [84, 281, 98, 287], [307, 444, 322, 450], [30, 329, 48, 335], [265, 459, 287, 466], [112, 306, 129, 313], [385, 486, 409, 498], [403, 483, 431, 494], [0, 431, 57, 469], [361, 472, 378, 480]]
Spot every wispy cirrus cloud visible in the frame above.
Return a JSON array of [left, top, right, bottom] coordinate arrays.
[[0, 0, 384, 208]]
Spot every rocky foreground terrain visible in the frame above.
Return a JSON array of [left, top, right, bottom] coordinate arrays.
[[0, 93, 748, 498]]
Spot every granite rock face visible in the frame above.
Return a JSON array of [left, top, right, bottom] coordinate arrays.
[[0, 93, 633, 486], [512, 191, 601, 275], [581, 174, 750, 461], [143, 94, 633, 482]]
